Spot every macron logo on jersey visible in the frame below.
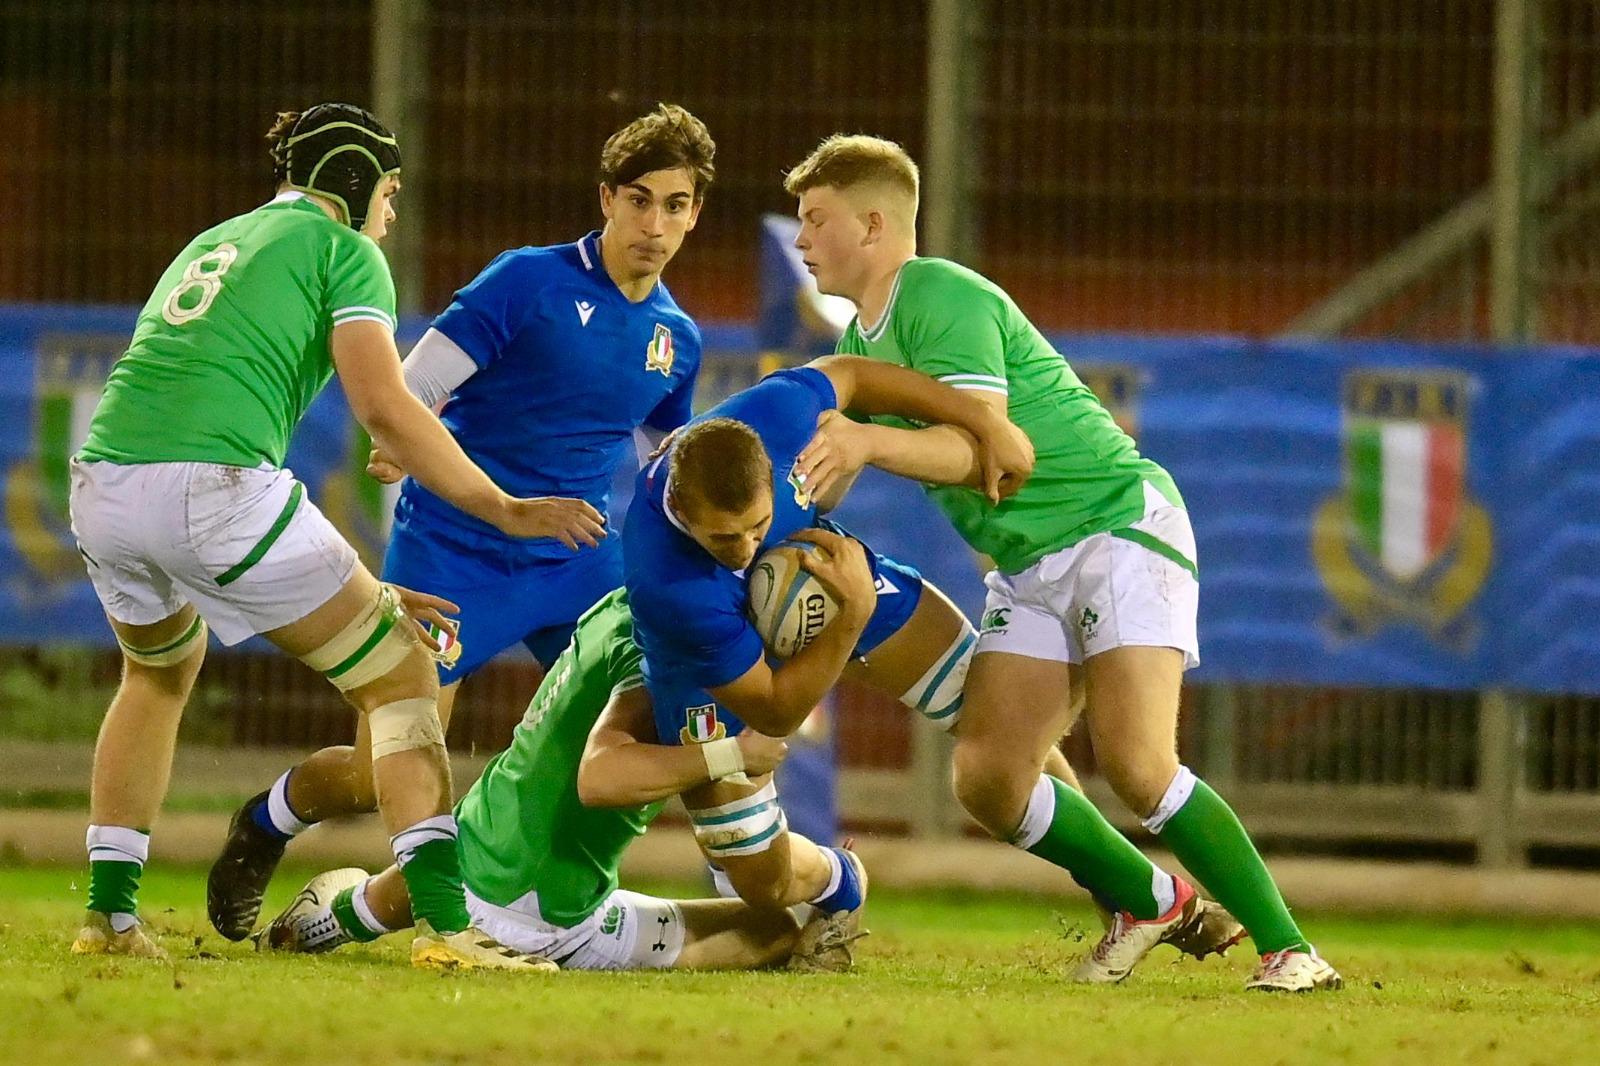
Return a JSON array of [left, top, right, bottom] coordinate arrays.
[[575, 300, 595, 327]]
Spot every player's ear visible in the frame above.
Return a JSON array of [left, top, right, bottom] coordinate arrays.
[[861, 208, 885, 246], [686, 198, 703, 232], [598, 183, 616, 220]]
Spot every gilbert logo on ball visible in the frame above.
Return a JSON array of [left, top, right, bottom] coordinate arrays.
[[746, 540, 839, 658]]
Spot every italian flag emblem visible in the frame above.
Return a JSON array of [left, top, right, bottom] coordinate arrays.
[[1312, 370, 1492, 640], [679, 703, 726, 744], [1346, 416, 1463, 581], [645, 323, 675, 377]]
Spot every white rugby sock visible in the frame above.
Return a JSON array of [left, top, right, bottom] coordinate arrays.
[[264, 770, 314, 838], [349, 878, 394, 937]]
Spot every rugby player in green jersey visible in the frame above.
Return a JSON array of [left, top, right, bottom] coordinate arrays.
[[781, 135, 1340, 992], [67, 104, 602, 970], [255, 590, 862, 973]]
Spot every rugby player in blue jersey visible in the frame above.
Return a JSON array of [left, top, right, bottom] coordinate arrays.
[[623, 359, 1028, 919], [209, 104, 717, 940], [625, 361, 1241, 975]]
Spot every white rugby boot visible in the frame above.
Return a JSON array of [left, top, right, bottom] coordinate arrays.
[[70, 911, 167, 959], [254, 867, 368, 953], [1245, 946, 1344, 992], [410, 920, 559, 973], [1072, 876, 1208, 983]]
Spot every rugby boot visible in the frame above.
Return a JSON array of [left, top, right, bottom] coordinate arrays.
[[208, 789, 288, 940], [1245, 946, 1344, 992], [410, 920, 559, 973], [71, 910, 166, 959], [788, 907, 869, 972], [1073, 876, 1206, 983], [1162, 897, 1247, 960], [254, 867, 369, 953]]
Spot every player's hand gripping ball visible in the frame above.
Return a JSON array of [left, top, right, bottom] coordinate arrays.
[[746, 541, 840, 658]]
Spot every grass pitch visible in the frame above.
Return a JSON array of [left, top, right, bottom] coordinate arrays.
[[3, 863, 1599, 1066]]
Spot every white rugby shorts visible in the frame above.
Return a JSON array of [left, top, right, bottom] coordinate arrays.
[[69, 459, 359, 645], [976, 482, 1200, 669], [464, 885, 685, 970]]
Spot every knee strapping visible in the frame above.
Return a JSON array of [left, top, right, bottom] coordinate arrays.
[[303, 584, 415, 692], [900, 624, 975, 730], [690, 781, 787, 859], [368, 697, 445, 760], [119, 616, 208, 668]]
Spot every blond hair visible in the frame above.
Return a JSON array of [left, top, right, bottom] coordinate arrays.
[[784, 134, 919, 229]]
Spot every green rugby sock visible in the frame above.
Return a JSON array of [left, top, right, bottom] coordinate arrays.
[[330, 882, 387, 943], [1146, 768, 1309, 954], [86, 825, 150, 930], [1012, 775, 1169, 921], [391, 816, 471, 934]]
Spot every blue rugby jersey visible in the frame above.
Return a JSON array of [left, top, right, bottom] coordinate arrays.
[[395, 230, 700, 560], [622, 367, 839, 692]]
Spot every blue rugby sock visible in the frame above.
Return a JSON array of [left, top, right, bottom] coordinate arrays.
[[809, 847, 865, 914]]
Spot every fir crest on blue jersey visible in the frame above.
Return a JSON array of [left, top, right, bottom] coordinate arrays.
[[679, 703, 726, 744], [645, 323, 675, 376]]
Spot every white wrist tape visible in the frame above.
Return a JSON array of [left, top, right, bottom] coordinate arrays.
[[701, 737, 746, 781]]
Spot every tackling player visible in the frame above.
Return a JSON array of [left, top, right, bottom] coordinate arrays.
[[68, 104, 599, 969], [209, 105, 714, 941], [255, 589, 862, 972], [783, 135, 1340, 992], [623, 359, 1240, 972]]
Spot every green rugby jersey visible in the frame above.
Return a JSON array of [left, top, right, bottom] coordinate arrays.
[[78, 194, 396, 469], [836, 257, 1184, 574], [456, 588, 665, 927]]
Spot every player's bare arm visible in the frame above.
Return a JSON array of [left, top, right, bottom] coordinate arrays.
[[708, 528, 876, 737], [332, 319, 607, 548], [577, 686, 787, 807], [798, 357, 1033, 503]]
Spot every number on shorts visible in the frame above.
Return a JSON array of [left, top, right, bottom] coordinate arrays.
[[161, 243, 239, 325]]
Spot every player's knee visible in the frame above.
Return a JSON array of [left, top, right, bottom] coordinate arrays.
[[320, 745, 380, 812], [1098, 748, 1180, 817], [951, 738, 1038, 839]]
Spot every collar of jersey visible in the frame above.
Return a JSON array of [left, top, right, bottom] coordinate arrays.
[[858, 258, 912, 343], [577, 229, 664, 306], [264, 191, 335, 221]]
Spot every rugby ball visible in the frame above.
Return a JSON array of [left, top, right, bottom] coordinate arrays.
[[747, 541, 840, 659]]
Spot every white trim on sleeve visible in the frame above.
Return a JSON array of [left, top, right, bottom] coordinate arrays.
[[331, 313, 398, 331]]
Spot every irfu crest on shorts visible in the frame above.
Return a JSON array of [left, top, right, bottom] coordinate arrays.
[[1312, 370, 1492, 646], [679, 702, 726, 744], [5, 334, 120, 581], [645, 323, 675, 377]]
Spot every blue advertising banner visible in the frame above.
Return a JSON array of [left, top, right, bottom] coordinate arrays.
[[2, 304, 1597, 695]]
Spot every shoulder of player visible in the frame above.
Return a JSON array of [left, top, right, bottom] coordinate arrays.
[[900, 256, 1004, 302]]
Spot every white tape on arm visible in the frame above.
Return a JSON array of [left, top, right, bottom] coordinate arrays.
[[701, 737, 747, 782]]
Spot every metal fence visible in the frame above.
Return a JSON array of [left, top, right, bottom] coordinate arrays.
[[4, 1, 1596, 338], [3, 2, 1600, 865]]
